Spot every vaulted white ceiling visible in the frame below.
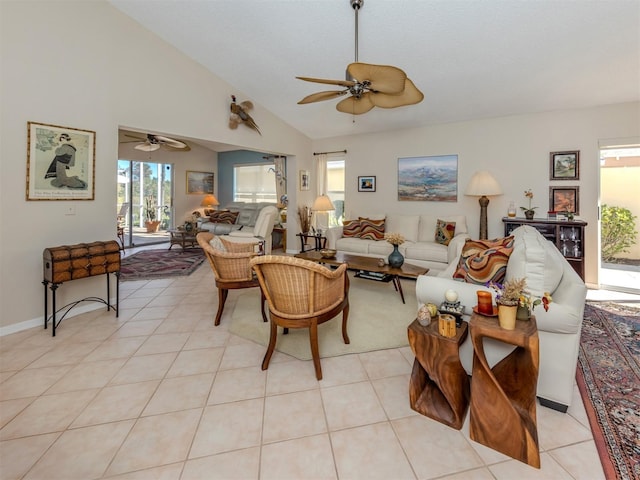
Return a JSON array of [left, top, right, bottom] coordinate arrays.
[[110, 0, 640, 140]]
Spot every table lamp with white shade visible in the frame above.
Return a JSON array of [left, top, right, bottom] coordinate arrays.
[[311, 194, 335, 234], [464, 171, 503, 240]]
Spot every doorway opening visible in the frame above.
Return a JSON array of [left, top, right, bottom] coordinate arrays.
[[599, 144, 640, 294], [117, 159, 174, 248]]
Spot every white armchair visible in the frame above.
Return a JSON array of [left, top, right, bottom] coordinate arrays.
[[219, 205, 279, 253]]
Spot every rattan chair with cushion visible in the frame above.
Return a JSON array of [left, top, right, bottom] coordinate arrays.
[[250, 255, 350, 380], [197, 232, 266, 326]]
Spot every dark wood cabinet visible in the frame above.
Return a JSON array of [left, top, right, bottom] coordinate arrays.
[[502, 217, 588, 281]]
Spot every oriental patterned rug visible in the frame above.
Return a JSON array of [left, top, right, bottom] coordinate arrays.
[[577, 302, 640, 480], [120, 249, 205, 280]]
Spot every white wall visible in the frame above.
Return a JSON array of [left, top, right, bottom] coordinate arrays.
[[0, 1, 312, 333], [311, 102, 640, 286]]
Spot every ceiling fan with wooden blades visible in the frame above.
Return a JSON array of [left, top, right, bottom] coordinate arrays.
[[297, 0, 423, 115], [121, 133, 191, 152]]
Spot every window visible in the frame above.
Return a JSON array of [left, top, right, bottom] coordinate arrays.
[[233, 164, 277, 203], [326, 159, 345, 226]]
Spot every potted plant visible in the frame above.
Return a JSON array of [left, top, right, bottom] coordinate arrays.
[[488, 278, 552, 328], [144, 196, 161, 233], [487, 278, 526, 330], [520, 189, 537, 220]]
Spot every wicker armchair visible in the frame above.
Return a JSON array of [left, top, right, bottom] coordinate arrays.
[[250, 255, 350, 380], [197, 232, 266, 326]]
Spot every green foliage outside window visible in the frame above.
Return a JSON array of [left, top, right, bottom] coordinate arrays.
[[601, 204, 637, 262]]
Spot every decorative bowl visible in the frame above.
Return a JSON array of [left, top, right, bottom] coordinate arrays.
[[320, 249, 337, 259]]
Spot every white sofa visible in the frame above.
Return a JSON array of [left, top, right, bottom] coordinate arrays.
[[325, 214, 470, 275], [198, 202, 275, 235], [199, 203, 279, 254], [415, 225, 587, 412]]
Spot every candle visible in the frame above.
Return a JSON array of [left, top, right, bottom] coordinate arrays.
[[476, 291, 494, 315]]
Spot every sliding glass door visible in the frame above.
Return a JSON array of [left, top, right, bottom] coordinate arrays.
[[117, 159, 174, 247]]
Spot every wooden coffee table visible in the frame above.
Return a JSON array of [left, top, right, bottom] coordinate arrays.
[[294, 251, 428, 303], [168, 228, 204, 251]]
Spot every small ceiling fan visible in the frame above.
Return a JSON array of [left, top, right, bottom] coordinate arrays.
[[121, 133, 191, 152], [296, 0, 423, 115]]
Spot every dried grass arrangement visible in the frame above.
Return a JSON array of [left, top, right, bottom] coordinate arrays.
[[298, 206, 312, 233]]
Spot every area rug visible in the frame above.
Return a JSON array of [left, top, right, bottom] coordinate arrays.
[[120, 249, 205, 280], [576, 302, 640, 480], [229, 274, 418, 359]]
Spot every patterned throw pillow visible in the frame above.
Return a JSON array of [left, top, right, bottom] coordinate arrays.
[[435, 219, 456, 245], [342, 219, 361, 238], [359, 217, 385, 240], [209, 211, 239, 224], [453, 236, 515, 284]]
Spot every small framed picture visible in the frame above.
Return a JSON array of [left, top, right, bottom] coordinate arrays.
[[550, 150, 580, 180], [299, 170, 310, 191], [549, 186, 579, 214], [26, 121, 96, 200], [358, 176, 376, 192], [186, 171, 214, 195]]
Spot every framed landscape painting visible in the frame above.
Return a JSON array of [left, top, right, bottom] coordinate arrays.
[[186, 171, 214, 195], [398, 155, 458, 202], [549, 186, 579, 214], [550, 150, 579, 180], [26, 121, 95, 200]]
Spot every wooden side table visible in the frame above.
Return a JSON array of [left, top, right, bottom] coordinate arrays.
[[407, 319, 470, 429], [469, 313, 540, 468], [168, 228, 204, 251], [297, 232, 327, 253]]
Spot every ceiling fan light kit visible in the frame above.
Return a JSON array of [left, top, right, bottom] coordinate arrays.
[[297, 0, 423, 115]]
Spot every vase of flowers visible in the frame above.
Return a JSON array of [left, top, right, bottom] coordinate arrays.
[[521, 189, 537, 220], [488, 278, 552, 328], [385, 232, 405, 268]]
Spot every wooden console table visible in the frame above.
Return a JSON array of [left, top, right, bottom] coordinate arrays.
[[407, 319, 470, 429], [43, 241, 121, 336], [469, 312, 540, 468]]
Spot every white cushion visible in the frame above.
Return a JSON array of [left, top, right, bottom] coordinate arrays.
[[209, 236, 226, 251], [405, 242, 448, 263], [368, 240, 395, 256], [336, 237, 370, 254], [385, 215, 420, 243], [505, 226, 564, 296]]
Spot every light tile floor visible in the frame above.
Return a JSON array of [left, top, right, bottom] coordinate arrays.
[[0, 249, 616, 479]]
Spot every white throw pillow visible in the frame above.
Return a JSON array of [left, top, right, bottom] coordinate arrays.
[[385, 215, 420, 243], [505, 226, 563, 296]]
